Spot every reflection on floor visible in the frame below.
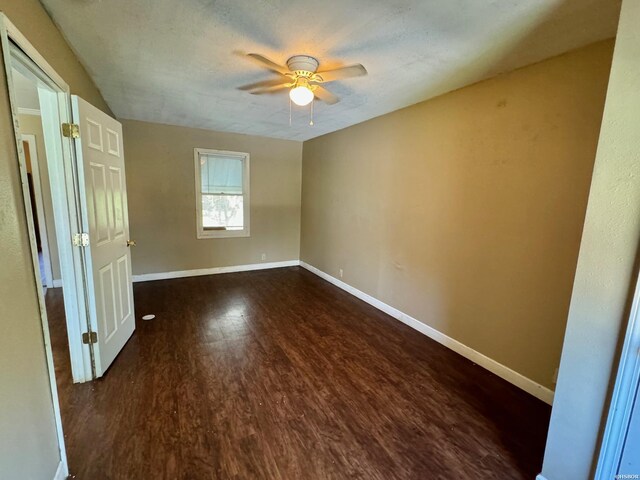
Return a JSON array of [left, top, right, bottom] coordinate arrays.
[[47, 266, 551, 479]]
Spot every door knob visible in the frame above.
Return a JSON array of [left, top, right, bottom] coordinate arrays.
[[127, 240, 137, 247]]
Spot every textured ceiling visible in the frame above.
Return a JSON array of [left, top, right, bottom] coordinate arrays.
[[40, 0, 620, 141]]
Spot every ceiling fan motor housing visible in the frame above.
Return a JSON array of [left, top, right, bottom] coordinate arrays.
[[242, 52, 364, 105], [287, 55, 319, 76]]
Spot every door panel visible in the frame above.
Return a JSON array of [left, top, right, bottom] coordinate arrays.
[[72, 95, 135, 376]]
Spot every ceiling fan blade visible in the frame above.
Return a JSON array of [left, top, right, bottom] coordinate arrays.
[[315, 64, 367, 83], [238, 78, 289, 91], [246, 53, 290, 75], [313, 85, 339, 105], [250, 83, 290, 94]]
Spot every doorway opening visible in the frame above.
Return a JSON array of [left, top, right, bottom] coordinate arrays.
[[8, 36, 92, 371], [3, 13, 137, 477], [20, 128, 56, 289], [6, 37, 86, 479]]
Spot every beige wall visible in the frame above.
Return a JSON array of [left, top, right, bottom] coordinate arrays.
[[301, 40, 614, 391], [541, 0, 640, 477], [19, 113, 61, 280], [123, 120, 302, 275], [0, 0, 111, 478]]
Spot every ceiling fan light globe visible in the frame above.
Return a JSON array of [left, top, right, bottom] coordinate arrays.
[[289, 86, 314, 106]]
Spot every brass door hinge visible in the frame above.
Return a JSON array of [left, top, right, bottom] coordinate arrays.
[[62, 123, 80, 139], [82, 331, 98, 344], [72, 232, 89, 247]]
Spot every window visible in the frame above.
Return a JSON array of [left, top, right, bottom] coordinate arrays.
[[194, 148, 250, 238]]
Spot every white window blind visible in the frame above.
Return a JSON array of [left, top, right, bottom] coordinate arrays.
[[195, 149, 250, 238], [201, 155, 243, 195]]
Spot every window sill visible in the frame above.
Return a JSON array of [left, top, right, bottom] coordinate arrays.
[[197, 229, 250, 239]]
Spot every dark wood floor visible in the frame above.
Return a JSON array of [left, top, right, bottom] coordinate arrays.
[[47, 266, 550, 479]]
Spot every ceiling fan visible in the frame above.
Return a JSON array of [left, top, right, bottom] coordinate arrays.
[[239, 54, 367, 106]]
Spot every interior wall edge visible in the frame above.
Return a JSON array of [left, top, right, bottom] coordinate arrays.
[[300, 261, 555, 405]]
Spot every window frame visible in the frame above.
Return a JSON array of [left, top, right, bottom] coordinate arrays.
[[194, 147, 250, 239]]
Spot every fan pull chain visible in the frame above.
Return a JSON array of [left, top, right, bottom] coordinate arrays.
[[289, 97, 292, 127], [309, 98, 314, 126]]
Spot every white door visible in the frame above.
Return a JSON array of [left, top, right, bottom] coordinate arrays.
[[72, 95, 135, 377]]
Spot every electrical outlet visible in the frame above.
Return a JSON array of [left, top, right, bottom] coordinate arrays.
[[339, 268, 344, 278], [261, 253, 267, 261]]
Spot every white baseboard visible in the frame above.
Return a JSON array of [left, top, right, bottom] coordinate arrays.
[[132, 260, 300, 283], [299, 261, 555, 405], [53, 460, 68, 480]]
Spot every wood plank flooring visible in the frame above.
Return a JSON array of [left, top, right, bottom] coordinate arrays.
[[47, 266, 550, 479]]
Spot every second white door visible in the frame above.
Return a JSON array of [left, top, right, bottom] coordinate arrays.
[[72, 95, 135, 376]]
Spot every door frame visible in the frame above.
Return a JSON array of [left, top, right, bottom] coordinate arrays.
[[0, 12, 102, 475], [21, 132, 55, 289], [2, 13, 94, 384], [596, 270, 640, 478]]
